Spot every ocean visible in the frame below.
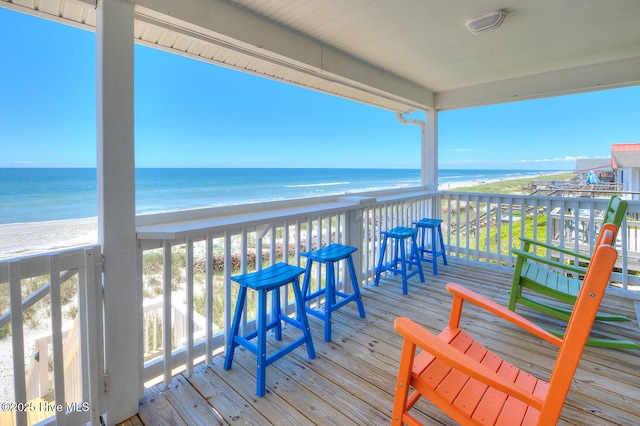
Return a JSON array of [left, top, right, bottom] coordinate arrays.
[[0, 168, 554, 225]]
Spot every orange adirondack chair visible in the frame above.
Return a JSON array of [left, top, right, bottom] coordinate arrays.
[[391, 224, 618, 426]]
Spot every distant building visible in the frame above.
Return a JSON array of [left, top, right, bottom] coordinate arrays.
[[574, 158, 614, 183], [611, 143, 640, 196]]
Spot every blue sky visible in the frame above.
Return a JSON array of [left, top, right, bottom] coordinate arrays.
[[1, 7, 639, 170]]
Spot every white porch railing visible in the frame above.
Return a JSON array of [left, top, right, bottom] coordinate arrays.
[[135, 189, 640, 388], [439, 193, 640, 288], [0, 245, 104, 426], [2, 189, 639, 424]]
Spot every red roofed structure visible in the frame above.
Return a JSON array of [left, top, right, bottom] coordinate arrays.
[[612, 143, 640, 197]]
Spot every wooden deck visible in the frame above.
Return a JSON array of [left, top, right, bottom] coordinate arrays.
[[120, 260, 640, 426]]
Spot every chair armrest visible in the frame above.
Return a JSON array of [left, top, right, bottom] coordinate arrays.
[[519, 237, 592, 261], [446, 283, 563, 347], [394, 317, 545, 409], [511, 248, 587, 275]]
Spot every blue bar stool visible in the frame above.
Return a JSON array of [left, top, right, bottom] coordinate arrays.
[[301, 244, 366, 342], [224, 262, 316, 397], [413, 218, 448, 275], [374, 226, 425, 294]]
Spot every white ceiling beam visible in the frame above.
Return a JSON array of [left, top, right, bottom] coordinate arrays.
[[131, 0, 434, 110], [435, 56, 640, 110]]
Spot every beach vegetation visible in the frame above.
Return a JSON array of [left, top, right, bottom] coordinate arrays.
[[450, 172, 577, 194], [64, 303, 78, 321], [0, 324, 9, 340], [0, 274, 79, 340]]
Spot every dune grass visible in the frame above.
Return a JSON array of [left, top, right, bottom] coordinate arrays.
[[451, 172, 577, 194]]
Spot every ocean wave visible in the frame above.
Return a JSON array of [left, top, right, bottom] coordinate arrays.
[[284, 181, 350, 188]]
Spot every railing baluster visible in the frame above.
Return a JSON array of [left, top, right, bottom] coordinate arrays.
[[49, 254, 67, 425], [621, 218, 629, 290], [572, 200, 580, 257], [185, 238, 194, 376], [223, 231, 232, 347], [363, 208, 371, 283], [270, 224, 276, 265], [505, 199, 513, 264], [294, 219, 301, 266], [162, 240, 172, 388], [282, 223, 291, 311], [465, 196, 471, 259], [9, 261, 27, 426], [136, 240, 144, 401], [205, 234, 214, 365], [240, 229, 249, 333]]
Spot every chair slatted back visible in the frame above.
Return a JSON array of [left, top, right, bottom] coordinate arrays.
[[603, 195, 627, 240], [539, 224, 618, 423]]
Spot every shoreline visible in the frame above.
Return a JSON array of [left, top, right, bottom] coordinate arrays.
[[0, 172, 569, 260], [0, 217, 98, 260], [437, 171, 562, 190]]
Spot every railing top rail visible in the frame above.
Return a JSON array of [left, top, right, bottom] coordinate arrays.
[[440, 191, 640, 211], [441, 190, 639, 203], [136, 195, 377, 241], [0, 244, 102, 284], [374, 189, 440, 203]]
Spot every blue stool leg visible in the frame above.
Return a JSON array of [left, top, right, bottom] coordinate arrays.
[[374, 235, 388, 286], [393, 238, 401, 276], [346, 255, 366, 318], [327, 262, 337, 306], [302, 259, 313, 299], [224, 286, 247, 370], [411, 233, 425, 283], [256, 289, 268, 397], [324, 262, 335, 342], [273, 287, 282, 341], [431, 225, 438, 275], [438, 224, 448, 265], [399, 237, 408, 295], [291, 276, 316, 359]]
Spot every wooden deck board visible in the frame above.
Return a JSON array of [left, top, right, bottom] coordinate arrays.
[[122, 259, 640, 426]]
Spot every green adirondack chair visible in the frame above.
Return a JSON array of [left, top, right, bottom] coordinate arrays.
[[508, 196, 638, 349]]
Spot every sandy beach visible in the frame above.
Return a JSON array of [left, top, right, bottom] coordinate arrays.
[[437, 171, 556, 191], [0, 217, 98, 260]]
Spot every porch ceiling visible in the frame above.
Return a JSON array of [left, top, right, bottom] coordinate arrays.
[[4, 0, 640, 112]]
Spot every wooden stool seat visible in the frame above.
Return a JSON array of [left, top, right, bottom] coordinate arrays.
[[224, 262, 316, 397], [413, 218, 448, 275], [374, 226, 425, 294], [301, 244, 366, 342]]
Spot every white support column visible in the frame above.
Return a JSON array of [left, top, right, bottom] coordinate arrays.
[[423, 109, 438, 191], [96, 0, 139, 424], [423, 109, 439, 219]]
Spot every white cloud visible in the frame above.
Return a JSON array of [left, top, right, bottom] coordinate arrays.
[[517, 155, 609, 163]]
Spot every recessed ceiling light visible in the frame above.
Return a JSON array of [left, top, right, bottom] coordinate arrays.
[[466, 11, 506, 34]]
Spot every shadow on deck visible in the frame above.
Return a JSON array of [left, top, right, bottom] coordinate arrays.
[[121, 259, 640, 426]]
